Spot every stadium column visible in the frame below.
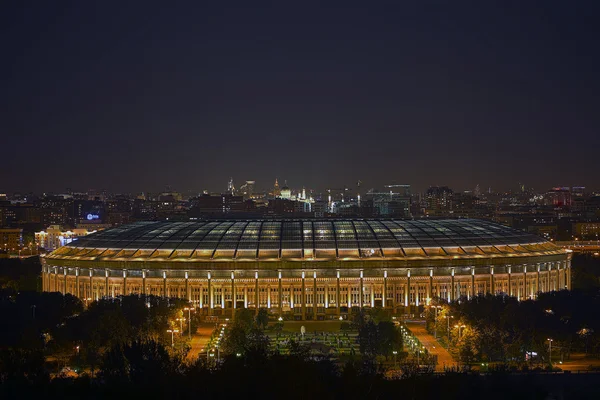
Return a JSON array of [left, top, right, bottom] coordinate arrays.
[[524, 265, 529, 298], [163, 271, 167, 298], [231, 271, 236, 320], [490, 266, 495, 294], [450, 268, 455, 302], [428, 269, 433, 302], [142, 270, 146, 296], [555, 264, 560, 291], [535, 264, 541, 296], [186, 271, 190, 302], [359, 270, 364, 309], [336, 270, 341, 317], [123, 270, 127, 296], [547, 263, 552, 292], [301, 271, 306, 320], [75, 268, 80, 298], [405, 269, 410, 308], [383, 270, 387, 308], [371, 283, 375, 308], [89, 269, 93, 300], [507, 266, 512, 297], [313, 271, 317, 318], [278, 271, 282, 317], [105, 269, 110, 298], [208, 272, 212, 316], [255, 271, 259, 316], [471, 267, 475, 299]]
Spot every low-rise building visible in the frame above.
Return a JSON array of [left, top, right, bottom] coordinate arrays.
[[35, 225, 98, 252]]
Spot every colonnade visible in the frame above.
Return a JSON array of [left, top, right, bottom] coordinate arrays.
[[42, 259, 571, 320]]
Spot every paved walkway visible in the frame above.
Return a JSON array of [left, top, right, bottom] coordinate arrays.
[[405, 320, 455, 371], [187, 324, 215, 362]]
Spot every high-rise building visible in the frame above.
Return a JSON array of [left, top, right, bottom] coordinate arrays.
[[426, 186, 453, 216], [239, 181, 255, 199], [365, 184, 411, 217], [546, 187, 572, 208], [273, 179, 281, 198]]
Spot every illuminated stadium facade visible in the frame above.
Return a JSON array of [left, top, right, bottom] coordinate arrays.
[[42, 219, 571, 320]]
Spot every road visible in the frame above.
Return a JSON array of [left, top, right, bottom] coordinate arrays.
[[187, 323, 216, 362], [557, 353, 600, 372], [405, 320, 455, 371]]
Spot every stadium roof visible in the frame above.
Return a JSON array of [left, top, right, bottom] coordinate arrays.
[[47, 219, 562, 261]]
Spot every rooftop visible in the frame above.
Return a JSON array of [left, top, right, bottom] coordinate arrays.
[[47, 219, 562, 261]]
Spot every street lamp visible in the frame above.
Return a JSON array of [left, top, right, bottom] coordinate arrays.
[[445, 315, 454, 348], [547, 338, 553, 366], [184, 307, 194, 340], [454, 324, 466, 339], [432, 306, 442, 339], [393, 350, 398, 368], [167, 329, 179, 347]]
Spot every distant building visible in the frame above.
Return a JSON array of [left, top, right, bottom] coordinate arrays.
[[239, 181, 255, 200], [36, 225, 94, 251], [190, 194, 245, 215], [546, 187, 572, 208], [272, 179, 281, 198], [426, 186, 453, 216], [0, 228, 23, 253], [35, 225, 98, 252], [366, 185, 411, 218], [280, 184, 291, 200], [573, 222, 600, 240]]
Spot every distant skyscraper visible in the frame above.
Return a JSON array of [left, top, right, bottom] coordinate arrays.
[[239, 181, 255, 199], [227, 177, 235, 195], [426, 186, 453, 216]]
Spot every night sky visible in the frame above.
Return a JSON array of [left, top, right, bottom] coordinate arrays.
[[1, 1, 599, 195]]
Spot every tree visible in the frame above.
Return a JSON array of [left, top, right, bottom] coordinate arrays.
[[222, 325, 249, 355], [256, 308, 269, 330], [358, 320, 379, 357], [376, 321, 401, 356], [234, 308, 255, 330]]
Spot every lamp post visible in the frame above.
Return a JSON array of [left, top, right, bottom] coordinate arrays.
[[167, 329, 179, 347], [184, 307, 194, 340], [445, 315, 454, 349], [433, 306, 442, 339], [547, 338, 553, 366], [393, 350, 398, 368], [177, 318, 184, 337], [455, 324, 466, 339]]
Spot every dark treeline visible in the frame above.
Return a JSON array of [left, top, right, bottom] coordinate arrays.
[[2, 341, 600, 399]]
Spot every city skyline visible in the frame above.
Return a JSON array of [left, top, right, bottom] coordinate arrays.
[[2, 2, 599, 194], [1, 179, 595, 198]]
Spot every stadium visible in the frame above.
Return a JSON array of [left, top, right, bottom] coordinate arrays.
[[41, 219, 570, 320]]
